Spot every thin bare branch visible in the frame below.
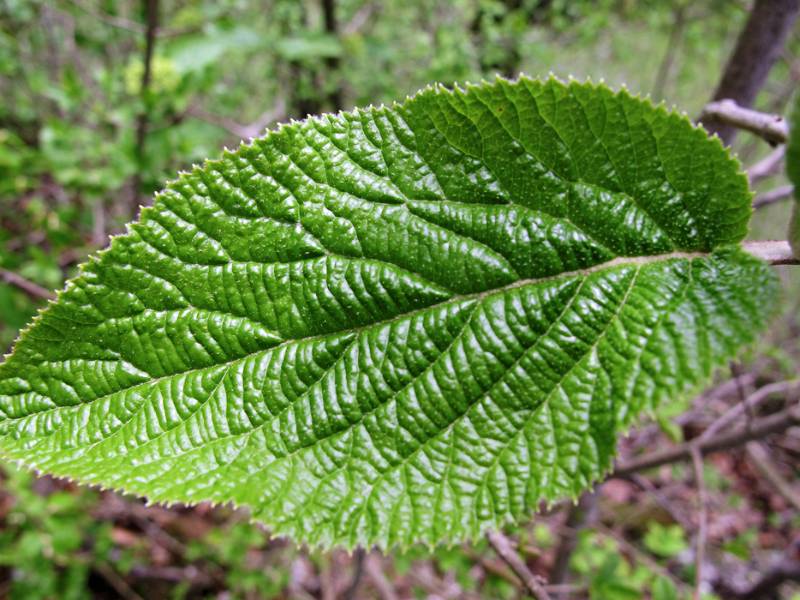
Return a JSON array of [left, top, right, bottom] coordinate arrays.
[[487, 530, 552, 600], [700, 100, 788, 145], [652, 3, 686, 101], [65, 0, 193, 37], [690, 446, 707, 600], [748, 146, 786, 184], [550, 491, 598, 597], [321, 0, 343, 111], [92, 200, 107, 247], [630, 474, 694, 530], [342, 2, 378, 35], [363, 553, 398, 600], [701, 0, 799, 144], [95, 562, 145, 600], [753, 185, 794, 209], [65, 0, 144, 33], [742, 240, 798, 265], [128, 0, 159, 218], [596, 524, 690, 594], [343, 548, 366, 600], [717, 557, 800, 599], [0, 268, 55, 300], [701, 379, 800, 441], [187, 98, 287, 140], [745, 441, 800, 511], [128, 564, 216, 587], [612, 404, 800, 477]]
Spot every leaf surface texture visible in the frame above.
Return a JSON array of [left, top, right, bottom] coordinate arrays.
[[0, 78, 777, 548]]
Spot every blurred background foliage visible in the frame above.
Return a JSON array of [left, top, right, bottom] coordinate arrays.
[[0, 1, 798, 598]]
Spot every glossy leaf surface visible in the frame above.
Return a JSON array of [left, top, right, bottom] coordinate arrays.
[[0, 78, 777, 548]]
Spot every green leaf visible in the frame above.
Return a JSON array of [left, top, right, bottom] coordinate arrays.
[[651, 576, 679, 600], [787, 93, 800, 192], [275, 33, 343, 61], [643, 523, 689, 559], [165, 26, 263, 74], [787, 94, 800, 258], [0, 77, 777, 549]]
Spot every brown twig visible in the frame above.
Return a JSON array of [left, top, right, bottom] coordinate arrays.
[[701, 379, 800, 441], [128, 564, 215, 587], [92, 200, 108, 247], [700, 99, 789, 145], [745, 441, 800, 511], [320, 0, 343, 111], [613, 404, 800, 477], [595, 524, 690, 594], [487, 530, 552, 600], [690, 446, 707, 600], [342, 2, 378, 35], [629, 474, 694, 530], [717, 557, 800, 599], [65, 0, 144, 33], [129, 0, 159, 218], [363, 553, 398, 600], [748, 146, 786, 184], [550, 491, 598, 597], [95, 562, 145, 600], [742, 240, 798, 265], [343, 548, 366, 600], [753, 185, 794, 209], [701, 0, 800, 145], [186, 98, 287, 140], [0, 268, 54, 300], [652, 2, 686, 101], [65, 0, 189, 37]]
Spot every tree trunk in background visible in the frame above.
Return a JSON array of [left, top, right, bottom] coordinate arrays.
[[549, 491, 598, 598], [129, 0, 159, 218], [702, 0, 799, 145], [652, 3, 686, 101], [321, 0, 343, 112], [288, 0, 342, 118]]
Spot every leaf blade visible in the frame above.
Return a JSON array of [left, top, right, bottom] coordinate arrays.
[[0, 77, 776, 548]]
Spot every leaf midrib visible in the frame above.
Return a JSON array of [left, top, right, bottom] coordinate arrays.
[[0, 249, 709, 428]]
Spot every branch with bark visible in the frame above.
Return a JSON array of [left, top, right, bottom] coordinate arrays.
[[0, 268, 55, 301], [690, 446, 708, 600], [700, 100, 789, 146], [612, 404, 800, 478], [187, 98, 287, 140], [748, 146, 786, 184], [753, 185, 794, 209], [487, 530, 552, 600], [701, 0, 800, 145], [742, 240, 798, 265], [549, 491, 597, 598], [320, 0, 343, 111], [128, 0, 159, 218], [745, 441, 800, 511], [717, 558, 800, 599]]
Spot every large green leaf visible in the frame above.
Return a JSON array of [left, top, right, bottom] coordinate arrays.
[[787, 93, 800, 190], [0, 77, 777, 548], [787, 94, 800, 257]]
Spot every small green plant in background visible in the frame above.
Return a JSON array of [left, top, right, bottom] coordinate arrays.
[[0, 465, 109, 600], [643, 524, 689, 559], [185, 521, 291, 598], [570, 527, 711, 600]]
